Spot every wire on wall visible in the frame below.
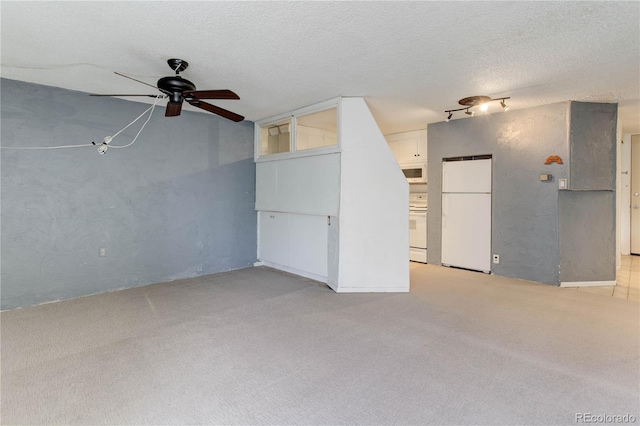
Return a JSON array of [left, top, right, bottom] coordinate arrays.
[[108, 95, 162, 150], [0, 142, 96, 150], [1, 95, 162, 154]]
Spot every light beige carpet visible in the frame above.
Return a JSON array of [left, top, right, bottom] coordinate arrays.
[[2, 264, 639, 425]]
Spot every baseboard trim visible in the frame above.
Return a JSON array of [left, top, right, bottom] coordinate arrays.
[[560, 280, 617, 288], [335, 286, 410, 293], [257, 260, 328, 284]]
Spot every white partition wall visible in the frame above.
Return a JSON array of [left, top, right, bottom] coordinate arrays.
[[255, 97, 409, 292], [255, 153, 339, 282], [335, 98, 409, 292]]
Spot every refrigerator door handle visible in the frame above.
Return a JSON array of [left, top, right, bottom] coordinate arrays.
[[442, 196, 447, 228]]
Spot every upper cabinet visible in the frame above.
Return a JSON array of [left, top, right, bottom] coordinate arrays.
[[385, 129, 427, 164]]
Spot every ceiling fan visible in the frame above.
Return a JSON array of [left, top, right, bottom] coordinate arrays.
[[90, 59, 244, 122]]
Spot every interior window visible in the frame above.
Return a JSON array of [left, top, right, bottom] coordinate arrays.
[[296, 108, 337, 151], [260, 119, 291, 156]]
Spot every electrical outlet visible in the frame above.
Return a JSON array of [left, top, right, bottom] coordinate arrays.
[[99, 247, 107, 257], [492, 254, 500, 264]]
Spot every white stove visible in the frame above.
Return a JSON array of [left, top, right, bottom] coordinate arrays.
[[409, 194, 427, 263]]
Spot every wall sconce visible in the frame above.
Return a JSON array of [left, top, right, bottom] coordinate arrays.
[[445, 96, 510, 122]]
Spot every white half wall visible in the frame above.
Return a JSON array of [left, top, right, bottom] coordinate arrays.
[[336, 98, 409, 292]]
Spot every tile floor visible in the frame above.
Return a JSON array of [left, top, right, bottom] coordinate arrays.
[[565, 254, 639, 301]]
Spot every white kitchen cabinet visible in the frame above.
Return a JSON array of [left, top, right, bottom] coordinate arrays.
[[258, 211, 328, 279], [386, 130, 427, 164]]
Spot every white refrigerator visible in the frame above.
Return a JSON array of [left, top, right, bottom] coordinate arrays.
[[441, 158, 492, 273]]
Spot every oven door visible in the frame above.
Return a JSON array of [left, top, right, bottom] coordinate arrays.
[[409, 210, 427, 249]]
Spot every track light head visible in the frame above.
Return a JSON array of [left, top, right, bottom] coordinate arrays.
[[465, 108, 474, 116], [446, 111, 453, 122], [500, 100, 509, 111]]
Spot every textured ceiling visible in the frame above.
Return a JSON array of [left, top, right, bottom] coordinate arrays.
[[1, 1, 639, 134]]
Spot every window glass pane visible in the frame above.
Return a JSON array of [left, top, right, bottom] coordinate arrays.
[[296, 108, 337, 151], [260, 120, 291, 156]]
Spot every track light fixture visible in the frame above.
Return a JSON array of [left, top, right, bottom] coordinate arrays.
[[445, 96, 511, 122]]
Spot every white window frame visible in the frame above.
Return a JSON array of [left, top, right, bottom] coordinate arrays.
[[254, 97, 341, 162]]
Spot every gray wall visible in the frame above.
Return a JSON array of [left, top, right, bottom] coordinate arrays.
[[428, 102, 571, 285], [428, 101, 616, 286], [1, 78, 256, 310], [569, 102, 617, 190], [427, 102, 570, 284], [561, 102, 617, 282], [559, 191, 615, 282]]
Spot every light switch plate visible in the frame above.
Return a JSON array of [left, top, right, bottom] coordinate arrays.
[[559, 178, 567, 190]]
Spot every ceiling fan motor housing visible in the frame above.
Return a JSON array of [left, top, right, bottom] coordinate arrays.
[[157, 76, 196, 103]]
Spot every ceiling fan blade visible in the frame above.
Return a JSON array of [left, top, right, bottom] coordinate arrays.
[[187, 100, 244, 122], [165, 101, 182, 117], [114, 72, 158, 90], [183, 89, 240, 100], [90, 94, 159, 97]]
